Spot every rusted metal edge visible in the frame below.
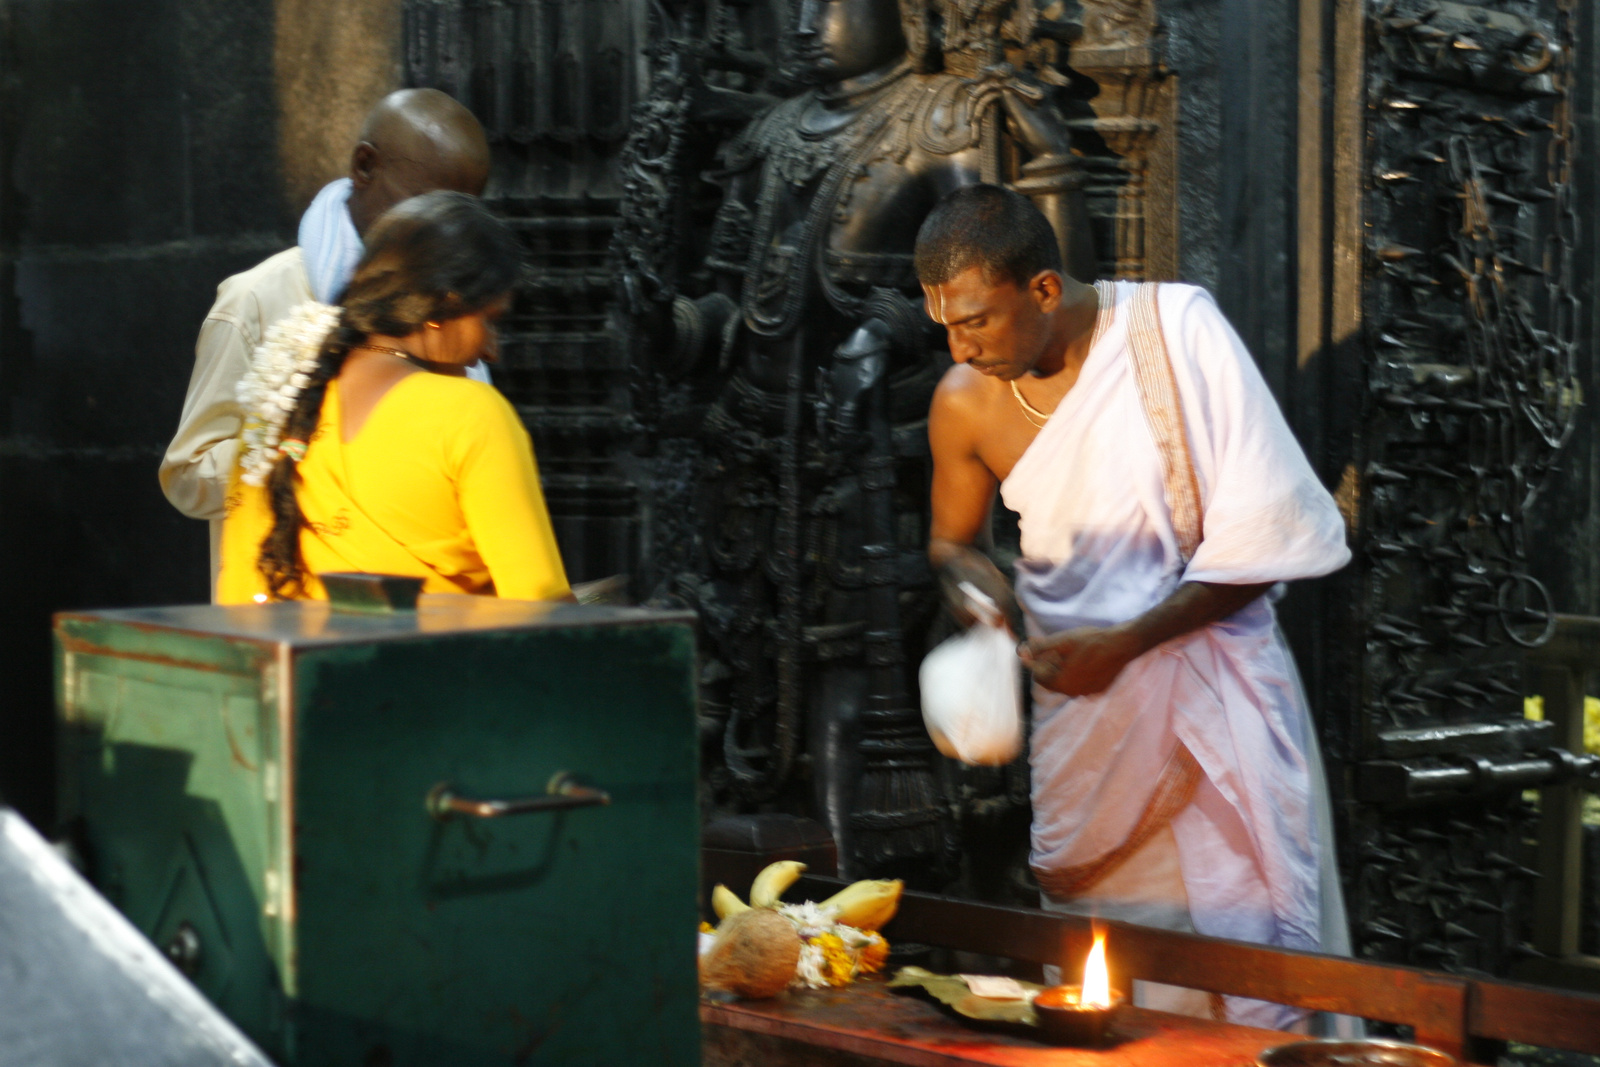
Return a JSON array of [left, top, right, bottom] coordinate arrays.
[[272, 640, 299, 999], [55, 618, 274, 675], [55, 609, 699, 666]]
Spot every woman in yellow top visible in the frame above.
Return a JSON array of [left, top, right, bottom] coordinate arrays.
[[217, 191, 570, 604]]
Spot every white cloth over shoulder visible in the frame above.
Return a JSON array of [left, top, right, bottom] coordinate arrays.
[[299, 178, 364, 305], [1001, 282, 1350, 999]]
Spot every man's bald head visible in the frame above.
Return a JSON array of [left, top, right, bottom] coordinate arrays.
[[346, 88, 492, 236]]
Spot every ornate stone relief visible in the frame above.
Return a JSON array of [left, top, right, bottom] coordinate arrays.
[[1064, 0, 1180, 280]]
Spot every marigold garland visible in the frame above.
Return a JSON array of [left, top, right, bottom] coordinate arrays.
[[777, 901, 890, 989]]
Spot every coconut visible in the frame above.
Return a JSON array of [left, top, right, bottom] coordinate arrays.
[[699, 908, 802, 999]]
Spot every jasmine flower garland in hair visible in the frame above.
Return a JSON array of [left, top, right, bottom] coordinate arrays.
[[236, 301, 342, 487]]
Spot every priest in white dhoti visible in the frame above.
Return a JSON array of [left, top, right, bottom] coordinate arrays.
[[916, 184, 1352, 1032]]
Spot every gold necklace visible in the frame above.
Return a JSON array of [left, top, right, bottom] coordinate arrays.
[[1010, 380, 1051, 428], [358, 343, 433, 369], [356, 343, 419, 364]]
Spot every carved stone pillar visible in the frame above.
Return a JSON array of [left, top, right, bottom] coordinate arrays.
[[404, 0, 653, 583], [1066, 0, 1179, 280]]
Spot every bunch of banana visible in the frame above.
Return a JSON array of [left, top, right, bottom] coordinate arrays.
[[711, 860, 904, 932]]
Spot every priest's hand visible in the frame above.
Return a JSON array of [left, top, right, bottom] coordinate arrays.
[[1020, 625, 1142, 697], [933, 542, 1021, 634]]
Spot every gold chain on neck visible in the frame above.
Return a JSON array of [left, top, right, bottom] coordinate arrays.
[[1010, 380, 1051, 427]]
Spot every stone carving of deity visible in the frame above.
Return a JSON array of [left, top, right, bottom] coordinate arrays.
[[642, 0, 1095, 879]]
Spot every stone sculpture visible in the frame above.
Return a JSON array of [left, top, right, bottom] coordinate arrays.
[[619, 0, 1094, 879]]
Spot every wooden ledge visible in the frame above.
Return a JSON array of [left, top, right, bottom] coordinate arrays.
[[702, 977, 1289, 1067]]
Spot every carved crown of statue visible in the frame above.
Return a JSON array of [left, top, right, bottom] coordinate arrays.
[[897, 0, 939, 71], [890, 0, 1066, 77], [786, 0, 1062, 80], [939, 0, 1023, 74]]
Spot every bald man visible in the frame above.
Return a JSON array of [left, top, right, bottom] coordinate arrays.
[[161, 89, 493, 595]]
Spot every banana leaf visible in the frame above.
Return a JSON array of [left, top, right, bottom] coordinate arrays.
[[888, 966, 1043, 1027]]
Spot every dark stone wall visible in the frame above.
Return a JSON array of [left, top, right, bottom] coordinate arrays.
[[274, 0, 404, 212], [0, 0, 288, 828], [1166, 0, 1302, 406], [0, 0, 1319, 830], [0, 0, 400, 829]]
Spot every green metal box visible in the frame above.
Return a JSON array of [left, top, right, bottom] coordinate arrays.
[[55, 599, 700, 1066]]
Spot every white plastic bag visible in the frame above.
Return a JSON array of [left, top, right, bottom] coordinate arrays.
[[918, 584, 1023, 765]]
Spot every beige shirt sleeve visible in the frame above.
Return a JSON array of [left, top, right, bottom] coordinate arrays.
[[159, 314, 249, 521], [160, 247, 310, 523]]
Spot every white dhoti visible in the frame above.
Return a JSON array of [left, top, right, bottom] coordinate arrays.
[[1004, 281, 1354, 1032]]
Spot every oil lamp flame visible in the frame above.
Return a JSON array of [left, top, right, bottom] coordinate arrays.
[[1036, 930, 1120, 1045], [1081, 931, 1110, 1009]]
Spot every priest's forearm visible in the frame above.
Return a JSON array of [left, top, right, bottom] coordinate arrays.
[[1021, 579, 1274, 697], [1119, 580, 1275, 657]]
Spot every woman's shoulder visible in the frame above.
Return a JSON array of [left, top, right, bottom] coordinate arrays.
[[388, 373, 525, 453], [395, 371, 516, 414]]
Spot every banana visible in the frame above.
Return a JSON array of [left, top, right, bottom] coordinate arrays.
[[712, 884, 750, 921], [748, 860, 807, 908], [820, 878, 903, 932]]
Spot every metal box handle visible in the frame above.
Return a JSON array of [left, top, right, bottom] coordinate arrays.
[[426, 772, 611, 820]]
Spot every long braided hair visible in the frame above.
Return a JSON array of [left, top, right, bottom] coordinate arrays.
[[258, 190, 524, 598]]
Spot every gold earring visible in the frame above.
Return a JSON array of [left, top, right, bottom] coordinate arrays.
[[426, 321, 441, 330]]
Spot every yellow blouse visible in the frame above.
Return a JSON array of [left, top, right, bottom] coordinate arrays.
[[217, 373, 570, 604]]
